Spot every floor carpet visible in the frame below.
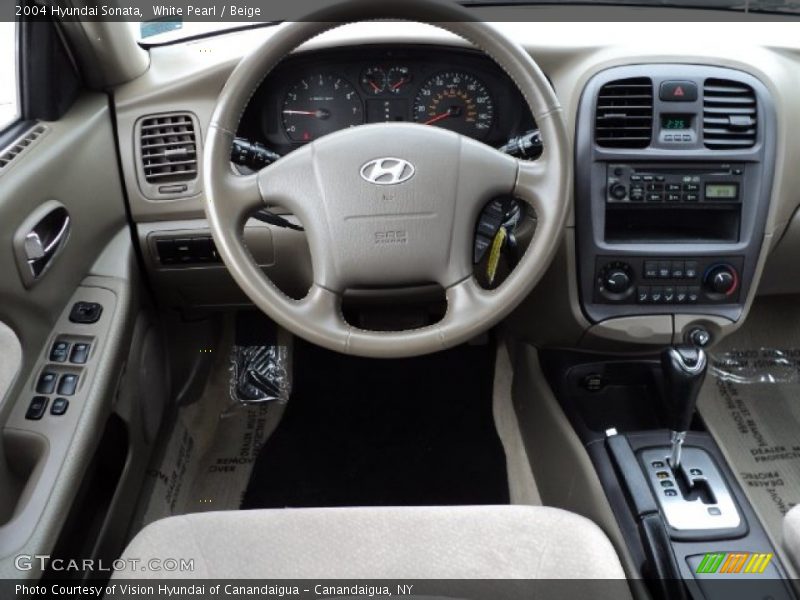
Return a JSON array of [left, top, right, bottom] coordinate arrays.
[[242, 341, 509, 508]]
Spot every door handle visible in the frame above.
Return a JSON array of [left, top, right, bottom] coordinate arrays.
[[13, 200, 71, 287], [24, 213, 70, 262]]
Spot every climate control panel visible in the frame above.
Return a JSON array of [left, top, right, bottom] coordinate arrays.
[[594, 256, 743, 305]]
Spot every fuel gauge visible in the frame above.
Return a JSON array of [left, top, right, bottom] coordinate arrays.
[[387, 67, 412, 94]]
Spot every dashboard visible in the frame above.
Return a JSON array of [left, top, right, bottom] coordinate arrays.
[[115, 20, 800, 348], [236, 45, 537, 158]]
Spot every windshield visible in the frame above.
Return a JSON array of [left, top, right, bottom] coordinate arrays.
[[135, 0, 799, 44]]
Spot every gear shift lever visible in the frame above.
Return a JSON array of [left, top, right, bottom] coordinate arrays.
[[661, 345, 707, 468]]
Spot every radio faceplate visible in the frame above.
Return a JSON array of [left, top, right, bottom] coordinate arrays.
[[606, 163, 745, 205]]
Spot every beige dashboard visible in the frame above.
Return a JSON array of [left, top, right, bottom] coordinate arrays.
[[113, 14, 800, 348]]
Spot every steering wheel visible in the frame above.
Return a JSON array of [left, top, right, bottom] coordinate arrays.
[[203, 0, 570, 358]]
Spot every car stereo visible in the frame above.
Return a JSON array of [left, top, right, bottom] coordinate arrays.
[[606, 163, 744, 205]]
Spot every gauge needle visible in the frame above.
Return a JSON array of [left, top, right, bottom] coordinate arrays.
[[423, 111, 452, 126], [282, 109, 330, 119], [368, 80, 381, 92], [391, 78, 408, 91]]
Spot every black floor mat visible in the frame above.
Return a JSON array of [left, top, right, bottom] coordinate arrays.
[[241, 341, 509, 508]]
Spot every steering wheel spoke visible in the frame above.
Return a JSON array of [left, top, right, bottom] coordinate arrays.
[[256, 145, 320, 218], [513, 110, 568, 229]]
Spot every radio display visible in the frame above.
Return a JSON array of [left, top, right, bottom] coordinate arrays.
[[705, 183, 739, 199], [661, 114, 692, 130]]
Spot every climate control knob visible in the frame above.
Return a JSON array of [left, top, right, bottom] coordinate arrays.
[[605, 269, 632, 293], [705, 264, 739, 296], [599, 262, 634, 300]]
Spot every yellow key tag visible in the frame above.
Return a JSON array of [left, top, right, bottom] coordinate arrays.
[[486, 227, 508, 285]]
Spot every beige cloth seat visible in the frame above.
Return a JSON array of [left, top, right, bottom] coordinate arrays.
[[116, 505, 628, 583]]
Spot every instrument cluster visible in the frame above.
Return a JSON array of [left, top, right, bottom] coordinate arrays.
[[238, 46, 536, 156]]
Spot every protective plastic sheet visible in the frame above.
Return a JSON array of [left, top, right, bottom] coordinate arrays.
[[229, 343, 291, 404], [133, 321, 291, 531], [700, 346, 800, 545], [710, 347, 800, 385]]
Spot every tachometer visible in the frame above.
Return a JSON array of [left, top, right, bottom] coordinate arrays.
[[282, 73, 363, 142], [413, 71, 494, 139]]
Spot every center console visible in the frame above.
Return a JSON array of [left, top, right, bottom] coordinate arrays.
[[575, 65, 775, 327], [540, 348, 796, 600]]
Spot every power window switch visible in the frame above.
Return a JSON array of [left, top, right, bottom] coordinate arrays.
[[36, 371, 58, 394], [49, 341, 70, 362], [57, 374, 79, 396], [51, 397, 69, 416], [70, 343, 90, 364], [26, 396, 49, 420]]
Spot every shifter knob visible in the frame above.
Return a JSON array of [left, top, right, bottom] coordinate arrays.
[[661, 345, 708, 433], [662, 345, 707, 468]]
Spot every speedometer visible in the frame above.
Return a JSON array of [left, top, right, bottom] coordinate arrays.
[[413, 71, 494, 139], [282, 73, 363, 142]]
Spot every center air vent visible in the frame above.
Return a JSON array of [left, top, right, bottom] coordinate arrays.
[[140, 113, 198, 184], [703, 79, 757, 149], [595, 77, 653, 149]]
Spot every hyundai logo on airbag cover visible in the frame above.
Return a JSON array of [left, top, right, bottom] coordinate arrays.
[[360, 158, 415, 185]]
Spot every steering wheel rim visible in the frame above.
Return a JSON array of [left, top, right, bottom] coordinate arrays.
[[203, 0, 570, 358]]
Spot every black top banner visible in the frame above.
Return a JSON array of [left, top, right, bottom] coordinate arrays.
[[5, 0, 800, 23]]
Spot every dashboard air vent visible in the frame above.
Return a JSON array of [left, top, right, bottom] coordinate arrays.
[[703, 79, 757, 149], [140, 113, 198, 183], [595, 77, 653, 149], [0, 125, 48, 173]]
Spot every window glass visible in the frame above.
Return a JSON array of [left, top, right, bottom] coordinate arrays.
[[0, 21, 18, 130]]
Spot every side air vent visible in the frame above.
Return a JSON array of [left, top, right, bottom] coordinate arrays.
[[595, 77, 653, 148], [140, 113, 198, 184], [0, 125, 48, 173], [703, 79, 757, 149]]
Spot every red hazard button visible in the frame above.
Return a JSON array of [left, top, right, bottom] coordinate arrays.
[[660, 80, 698, 102]]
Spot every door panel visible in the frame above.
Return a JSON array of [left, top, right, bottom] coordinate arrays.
[[0, 93, 131, 573], [0, 94, 127, 399]]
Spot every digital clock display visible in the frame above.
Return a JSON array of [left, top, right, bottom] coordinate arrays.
[[661, 114, 692, 130], [705, 183, 739, 199]]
